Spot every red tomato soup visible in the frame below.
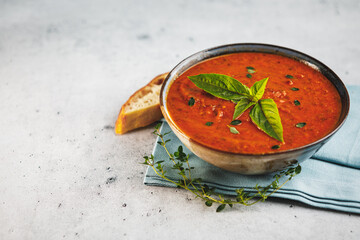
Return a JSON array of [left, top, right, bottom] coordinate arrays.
[[166, 53, 342, 154]]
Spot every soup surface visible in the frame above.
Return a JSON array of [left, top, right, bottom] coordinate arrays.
[[166, 53, 342, 154]]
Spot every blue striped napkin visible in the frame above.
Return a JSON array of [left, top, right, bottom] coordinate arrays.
[[144, 85, 360, 213]]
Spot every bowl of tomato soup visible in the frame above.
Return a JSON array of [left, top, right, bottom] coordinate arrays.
[[160, 43, 349, 174]]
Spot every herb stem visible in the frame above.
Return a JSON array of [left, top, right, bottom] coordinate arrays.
[[156, 127, 199, 191], [150, 165, 178, 185], [144, 124, 301, 212], [186, 160, 192, 182], [150, 164, 204, 198]]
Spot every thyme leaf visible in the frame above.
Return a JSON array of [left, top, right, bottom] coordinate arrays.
[[296, 122, 306, 128], [227, 125, 239, 134], [230, 120, 242, 125], [205, 122, 213, 126], [188, 97, 195, 106]]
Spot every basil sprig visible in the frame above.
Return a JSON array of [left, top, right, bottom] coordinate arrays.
[[188, 74, 284, 142]]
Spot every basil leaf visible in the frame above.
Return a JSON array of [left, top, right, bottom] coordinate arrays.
[[246, 66, 255, 70], [249, 99, 284, 142], [286, 74, 294, 79], [250, 77, 268, 102], [233, 98, 255, 120], [188, 74, 251, 100], [272, 145, 280, 149], [291, 87, 299, 91], [246, 74, 252, 78], [205, 122, 213, 126], [294, 100, 300, 106], [247, 69, 256, 74]]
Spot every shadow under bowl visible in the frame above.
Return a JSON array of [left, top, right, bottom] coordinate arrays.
[[160, 43, 350, 175]]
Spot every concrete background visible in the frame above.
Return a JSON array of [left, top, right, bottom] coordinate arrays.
[[0, 0, 359, 239]]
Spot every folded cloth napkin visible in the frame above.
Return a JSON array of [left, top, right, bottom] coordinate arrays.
[[144, 85, 360, 214]]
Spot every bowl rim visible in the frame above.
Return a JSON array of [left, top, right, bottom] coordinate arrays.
[[160, 43, 350, 157]]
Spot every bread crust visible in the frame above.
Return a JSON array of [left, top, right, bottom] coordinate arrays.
[[115, 72, 168, 134]]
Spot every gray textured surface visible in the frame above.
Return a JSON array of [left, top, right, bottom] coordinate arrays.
[[0, 0, 359, 239]]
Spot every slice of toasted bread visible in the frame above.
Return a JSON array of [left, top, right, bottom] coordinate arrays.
[[115, 72, 168, 134]]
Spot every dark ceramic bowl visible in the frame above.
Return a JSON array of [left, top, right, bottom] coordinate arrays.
[[160, 43, 350, 175]]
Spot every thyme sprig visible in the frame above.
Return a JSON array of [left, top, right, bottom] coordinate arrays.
[[143, 123, 301, 212]]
